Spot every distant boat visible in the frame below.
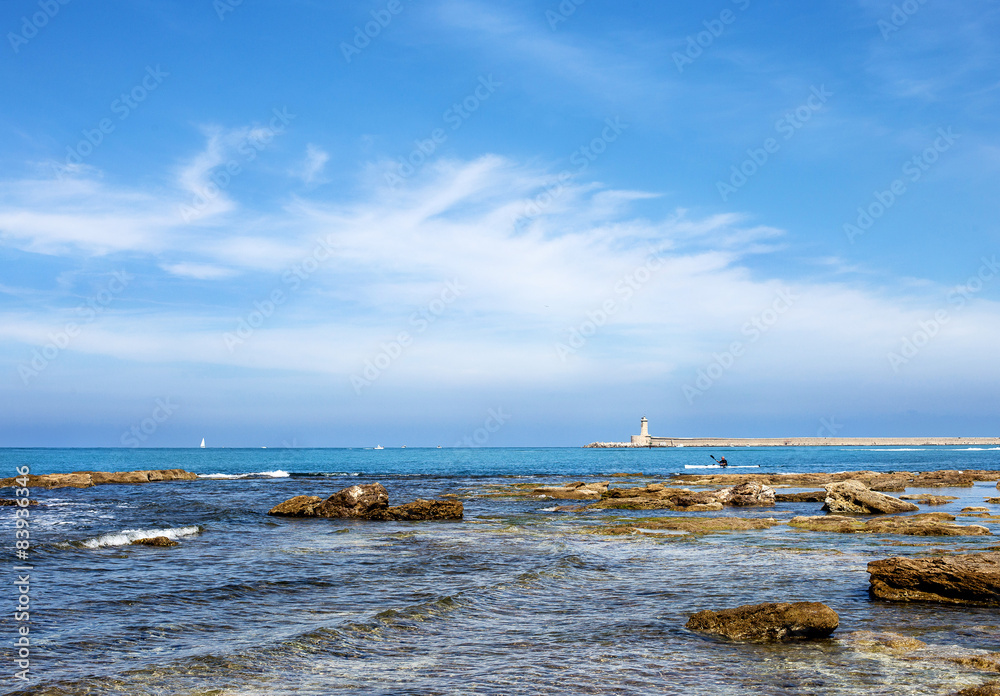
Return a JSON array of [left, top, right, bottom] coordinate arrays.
[[200, 438, 205, 449], [401, 445, 406, 448], [374, 445, 383, 450]]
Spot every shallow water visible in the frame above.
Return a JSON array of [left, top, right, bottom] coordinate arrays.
[[2, 447, 998, 695]]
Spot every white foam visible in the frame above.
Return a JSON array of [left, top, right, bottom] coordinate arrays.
[[954, 447, 1000, 451], [77, 525, 202, 549], [197, 470, 290, 480]]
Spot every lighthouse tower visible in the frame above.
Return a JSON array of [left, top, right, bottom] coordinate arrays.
[[631, 416, 651, 446]]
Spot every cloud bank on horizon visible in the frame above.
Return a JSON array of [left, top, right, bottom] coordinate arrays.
[[1, 0, 998, 446]]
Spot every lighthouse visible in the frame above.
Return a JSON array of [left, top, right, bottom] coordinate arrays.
[[631, 416, 651, 446]]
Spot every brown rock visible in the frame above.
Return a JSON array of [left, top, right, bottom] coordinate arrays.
[[868, 551, 1000, 605], [90, 471, 150, 485], [0, 472, 93, 489], [717, 481, 775, 507], [987, 498, 1000, 505], [130, 536, 178, 547], [841, 630, 926, 653], [948, 654, 1000, 673], [532, 481, 609, 499], [899, 494, 958, 505], [911, 470, 974, 487], [954, 681, 1000, 696], [0, 499, 39, 506], [686, 601, 839, 641], [964, 507, 991, 513], [603, 517, 780, 535], [268, 495, 325, 516], [789, 513, 990, 537], [268, 484, 462, 521], [822, 480, 919, 514], [313, 483, 390, 518], [775, 491, 827, 503], [0, 469, 198, 489], [369, 499, 464, 521]]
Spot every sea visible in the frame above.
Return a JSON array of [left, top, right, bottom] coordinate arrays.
[[2, 446, 999, 695]]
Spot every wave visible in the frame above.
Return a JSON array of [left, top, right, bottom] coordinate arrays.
[[864, 448, 925, 452], [198, 470, 290, 479], [954, 447, 1000, 451], [684, 465, 760, 469], [71, 525, 202, 549]]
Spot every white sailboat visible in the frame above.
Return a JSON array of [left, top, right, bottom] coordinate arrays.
[[200, 438, 206, 449], [374, 445, 383, 450]]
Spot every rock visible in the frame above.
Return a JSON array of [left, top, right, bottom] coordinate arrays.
[[314, 483, 391, 518], [603, 517, 781, 535], [0, 499, 39, 506], [775, 491, 827, 503], [868, 551, 1000, 605], [789, 513, 990, 537], [0, 469, 198, 489], [90, 471, 150, 485], [912, 470, 974, 487], [954, 681, 1000, 696], [899, 494, 958, 505], [840, 630, 926, 654], [948, 654, 1000, 673], [822, 480, 919, 514], [987, 498, 1000, 505], [716, 481, 775, 506], [610, 472, 644, 477], [130, 536, 178, 547], [268, 484, 463, 521], [268, 495, 324, 516], [685, 601, 839, 641], [964, 507, 991, 513], [369, 499, 464, 521], [532, 481, 609, 499]]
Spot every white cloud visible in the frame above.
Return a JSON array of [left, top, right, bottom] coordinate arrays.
[[293, 144, 330, 185]]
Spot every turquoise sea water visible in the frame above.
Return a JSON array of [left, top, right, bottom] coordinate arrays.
[[2, 447, 999, 695]]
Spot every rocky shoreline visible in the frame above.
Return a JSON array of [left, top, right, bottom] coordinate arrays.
[[0, 469, 198, 489]]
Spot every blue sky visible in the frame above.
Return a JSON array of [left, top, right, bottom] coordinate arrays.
[[1, 0, 999, 446]]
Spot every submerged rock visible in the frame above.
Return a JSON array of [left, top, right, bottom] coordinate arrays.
[[368, 499, 464, 521], [840, 630, 926, 654], [868, 551, 1000, 605], [0, 469, 198, 489], [532, 481, 609, 499], [954, 681, 1000, 696], [686, 601, 838, 641], [603, 517, 781, 535], [789, 513, 990, 537], [775, 491, 827, 503], [268, 483, 463, 521], [899, 494, 958, 505], [0, 499, 39, 506], [822, 480, 919, 514], [130, 536, 178, 547]]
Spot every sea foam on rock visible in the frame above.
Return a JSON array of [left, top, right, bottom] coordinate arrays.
[[686, 601, 839, 641], [268, 483, 462, 521]]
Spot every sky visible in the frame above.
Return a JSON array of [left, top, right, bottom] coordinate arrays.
[[1, 0, 999, 447]]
